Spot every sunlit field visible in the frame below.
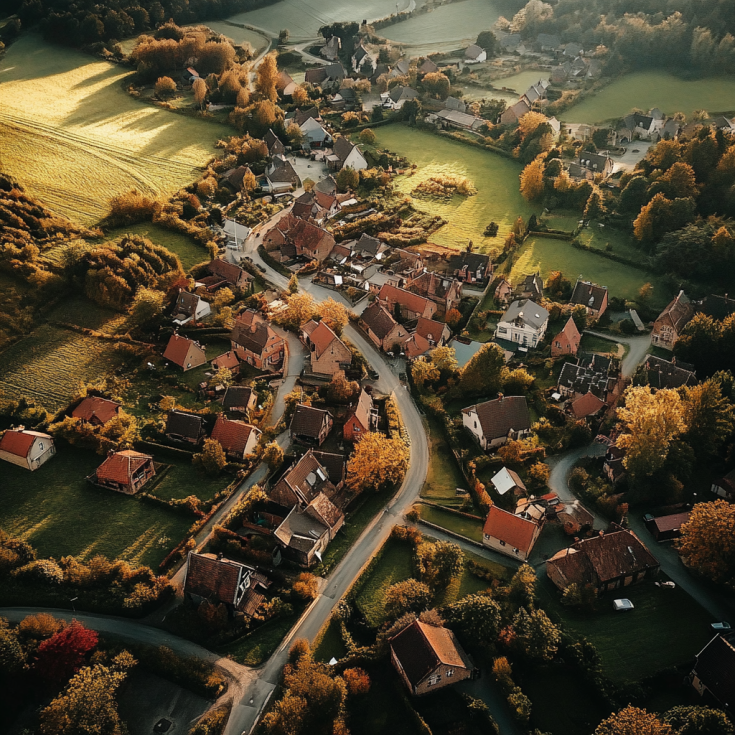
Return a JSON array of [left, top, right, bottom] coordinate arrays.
[[560, 70, 735, 123], [458, 70, 550, 104], [195, 21, 271, 54], [373, 124, 535, 250], [0, 34, 221, 225]]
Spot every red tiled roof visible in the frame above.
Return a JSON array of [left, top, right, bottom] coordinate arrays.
[[71, 396, 121, 425], [96, 450, 151, 485], [483, 506, 539, 553], [211, 351, 240, 371], [558, 316, 581, 345], [305, 320, 342, 358], [360, 302, 399, 340], [184, 552, 248, 605], [404, 333, 431, 359], [163, 334, 202, 367], [652, 512, 690, 534], [415, 317, 447, 343], [570, 391, 606, 418], [211, 415, 260, 455], [378, 284, 431, 315], [0, 429, 45, 458], [656, 291, 694, 332]]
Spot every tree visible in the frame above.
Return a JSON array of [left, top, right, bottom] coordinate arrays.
[[336, 166, 359, 192], [476, 30, 499, 55], [616, 386, 686, 478], [292, 86, 309, 106], [526, 462, 550, 491], [287, 273, 299, 294], [286, 122, 304, 146], [681, 379, 735, 459], [278, 28, 290, 44], [430, 345, 458, 374], [292, 572, 318, 600], [193, 438, 227, 477], [262, 441, 284, 470], [40, 654, 135, 735], [35, 620, 99, 685], [208, 367, 233, 389], [192, 77, 207, 109], [507, 563, 536, 607], [0, 626, 25, 675], [664, 706, 734, 735], [442, 594, 501, 645], [411, 357, 439, 390], [584, 187, 606, 220], [595, 706, 673, 735], [520, 157, 545, 201], [346, 432, 409, 494], [518, 112, 549, 137], [154, 76, 177, 99], [274, 292, 316, 331], [317, 298, 348, 335], [415, 540, 464, 589], [445, 308, 462, 330], [506, 607, 560, 662], [571, 304, 588, 332], [359, 128, 376, 145], [457, 342, 506, 397], [656, 161, 699, 199], [677, 500, 735, 585], [384, 579, 432, 619], [342, 668, 371, 696], [255, 52, 279, 102], [422, 71, 451, 99], [127, 286, 164, 329]]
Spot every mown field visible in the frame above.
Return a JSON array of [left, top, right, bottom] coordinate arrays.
[[0, 34, 221, 225], [105, 223, 209, 270], [560, 70, 735, 124], [373, 125, 535, 250]]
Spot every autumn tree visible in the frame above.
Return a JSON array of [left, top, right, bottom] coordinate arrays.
[[505, 607, 560, 662], [287, 274, 299, 294], [292, 85, 309, 106], [507, 563, 536, 608], [255, 52, 279, 102], [520, 157, 545, 201], [35, 620, 99, 685], [442, 594, 501, 646], [275, 292, 316, 331], [518, 111, 549, 137], [526, 462, 550, 491], [638, 282, 654, 304], [154, 76, 177, 98], [193, 438, 228, 477], [677, 500, 735, 585], [656, 161, 699, 199], [384, 579, 432, 619], [422, 71, 450, 99], [0, 626, 25, 675], [292, 572, 319, 600], [445, 307, 462, 330], [430, 345, 458, 374], [616, 386, 686, 478], [584, 187, 606, 220], [346, 432, 409, 493], [359, 128, 376, 145], [342, 667, 370, 696], [411, 357, 439, 390], [262, 441, 284, 470], [336, 166, 359, 192], [681, 379, 735, 459], [457, 342, 506, 397], [127, 286, 165, 329], [663, 705, 734, 735], [595, 706, 673, 735], [318, 298, 348, 335], [19, 613, 64, 640], [193, 77, 207, 108], [415, 540, 463, 590], [326, 371, 360, 403]]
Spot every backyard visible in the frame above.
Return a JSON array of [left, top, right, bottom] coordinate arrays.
[[418, 504, 484, 543], [421, 417, 469, 508], [0, 34, 221, 225]]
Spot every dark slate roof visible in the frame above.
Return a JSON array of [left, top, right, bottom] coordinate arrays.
[[361, 301, 399, 340], [463, 396, 531, 442], [694, 633, 735, 709], [222, 385, 255, 411], [312, 450, 346, 487], [558, 353, 613, 399], [570, 280, 608, 310], [700, 294, 735, 320], [641, 355, 697, 390], [290, 404, 333, 438], [166, 410, 203, 439], [184, 552, 250, 605], [448, 251, 490, 273], [576, 152, 612, 173]]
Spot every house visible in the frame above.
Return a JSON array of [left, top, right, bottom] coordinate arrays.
[[92, 450, 155, 495], [184, 552, 269, 617], [204, 259, 254, 291], [312, 450, 346, 489], [499, 99, 530, 125], [359, 302, 410, 352], [274, 492, 344, 566], [569, 279, 608, 319], [287, 106, 322, 126], [620, 113, 657, 141], [557, 353, 615, 402], [434, 109, 484, 132], [300, 117, 333, 148], [648, 511, 690, 542], [230, 309, 285, 371], [389, 58, 410, 78], [0, 428, 55, 471], [564, 123, 593, 142], [165, 410, 204, 445], [304, 63, 345, 88], [343, 389, 378, 441], [290, 404, 334, 446], [403, 333, 431, 360], [603, 444, 627, 485], [495, 299, 549, 348], [690, 632, 735, 715], [264, 128, 285, 156], [482, 505, 543, 561], [378, 284, 438, 321], [163, 334, 207, 372], [390, 619, 473, 695], [329, 136, 368, 171], [265, 155, 301, 193], [700, 294, 735, 320], [513, 273, 544, 301], [300, 320, 352, 377], [418, 57, 439, 75], [546, 527, 659, 593], [569, 391, 606, 419], [352, 43, 376, 74], [551, 62, 571, 84], [652, 291, 694, 350], [210, 414, 261, 459], [462, 395, 531, 450], [71, 396, 121, 426], [415, 317, 451, 347], [269, 449, 341, 509], [575, 152, 614, 179], [711, 469, 735, 501], [490, 466, 527, 496], [211, 350, 241, 376], [464, 44, 487, 63], [383, 86, 419, 110], [222, 385, 257, 415], [521, 80, 548, 108], [563, 42, 583, 57], [551, 316, 581, 357], [448, 251, 492, 284], [443, 96, 467, 113], [494, 278, 513, 304], [221, 166, 253, 193], [172, 290, 211, 325], [407, 271, 463, 314], [320, 34, 341, 60], [265, 214, 336, 262], [277, 70, 298, 97], [536, 33, 560, 51], [638, 355, 697, 390]]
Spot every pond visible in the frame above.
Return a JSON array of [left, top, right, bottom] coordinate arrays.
[[372, 124, 536, 250], [560, 70, 735, 123]]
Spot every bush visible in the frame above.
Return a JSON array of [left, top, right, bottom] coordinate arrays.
[[105, 189, 159, 227], [155, 76, 177, 98]]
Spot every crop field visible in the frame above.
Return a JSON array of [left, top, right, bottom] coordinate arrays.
[[508, 235, 671, 306], [0, 446, 192, 568], [0, 324, 122, 412], [0, 35, 221, 225], [560, 71, 735, 124], [105, 223, 208, 270], [373, 125, 535, 250]]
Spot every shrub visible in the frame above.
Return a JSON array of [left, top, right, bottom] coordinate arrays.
[[105, 189, 159, 227], [155, 76, 177, 98]]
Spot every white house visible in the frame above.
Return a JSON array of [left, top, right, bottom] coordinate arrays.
[[464, 44, 487, 64], [495, 299, 549, 348], [330, 137, 368, 171], [172, 291, 211, 325], [300, 117, 332, 148], [461, 395, 532, 451], [0, 428, 55, 471]]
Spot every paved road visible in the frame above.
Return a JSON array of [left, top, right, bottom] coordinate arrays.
[[584, 330, 651, 378]]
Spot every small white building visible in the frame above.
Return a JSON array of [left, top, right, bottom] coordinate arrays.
[[495, 299, 549, 348], [464, 44, 487, 64], [490, 467, 527, 496], [0, 428, 55, 471], [300, 117, 333, 148]]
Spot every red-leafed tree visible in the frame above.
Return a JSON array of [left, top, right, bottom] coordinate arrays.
[[35, 620, 99, 685]]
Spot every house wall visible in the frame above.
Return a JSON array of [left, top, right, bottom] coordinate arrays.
[[415, 662, 471, 695], [28, 438, 55, 471], [182, 346, 207, 372], [483, 531, 534, 561], [551, 332, 579, 357], [311, 341, 352, 377], [343, 415, 366, 442], [495, 320, 546, 347], [711, 481, 734, 500], [462, 411, 487, 450], [343, 148, 368, 171], [651, 320, 677, 349]]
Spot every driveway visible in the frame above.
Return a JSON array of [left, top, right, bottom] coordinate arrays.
[[584, 329, 651, 378], [610, 141, 653, 174]]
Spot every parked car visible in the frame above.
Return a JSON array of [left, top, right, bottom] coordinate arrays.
[[711, 622, 731, 632], [613, 598, 634, 612], [643, 513, 654, 523]]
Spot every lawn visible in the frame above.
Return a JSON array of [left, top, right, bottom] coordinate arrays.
[[418, 504, 484, 543], [537, 576, 714, 683], [508, 235, 671, 307], [313, 618, 348, 663], [45, 297, 124, 333], [105, 223, 209, 270], [151, 456, 231, 502], [579, 333, 623, 356], [421, 417, 469, 508], [0, 446, 192, 568], [372, 124, 535, 250], [0, 34, 221, 225], [560, 71, 735, 124]]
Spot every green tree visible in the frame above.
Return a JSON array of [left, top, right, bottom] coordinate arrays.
[[359, 128, 376, 145], [476, 30, 499, 55], [193, 438, 228, 477], [457, 342, 506, 397], [336, 166, 359, 192], [128, 286, 165, 329], [507, 607, 561, 662], [415, 540, 463, 589], [507, 563, 536, 607], [442, 594, 501, 646], [384, 579, 432, 619], [664, 706, 734, 735], [584, 187, 606, 220]]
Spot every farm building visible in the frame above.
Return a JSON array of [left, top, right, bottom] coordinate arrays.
[[71, 396, 121, 426], [0, 428, 55, 471], [92, 450, 155, 495]]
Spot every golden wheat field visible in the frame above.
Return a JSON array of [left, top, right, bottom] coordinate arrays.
[[0, 34, 222, 225]]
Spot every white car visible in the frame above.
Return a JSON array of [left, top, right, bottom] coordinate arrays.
[[613, 598, 634, 612]]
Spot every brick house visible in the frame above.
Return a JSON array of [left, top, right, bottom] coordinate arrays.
[[230, 310, 285, 372], [71, 396, 121, 426], [165, 410, 205, 445], [359, 302, 410, 352], [0, 429, 55, 471], [343, 389, 378, 441], [264, 214, 336, 262], [269, 449, 341, 509], [652, 290, 694, 350], [405, 271, 463, 314], [551, 316, 581, 357], [290, 404, 334, 446], [415, 317, 451, 347], [461, 396, 531, 450], [202, 259, 254, 291], [92, 450, 155, 495], [378, 284, 438, 321], [690, 632, 735, 715], [569, 279, 608, 320], [482, 505, 543, 561], [390, 620, 473, 696], [163, 334, 207, 372], [211, 350, 241, 376], [300, 320, 352, 377], [210, 415, 261, 459]]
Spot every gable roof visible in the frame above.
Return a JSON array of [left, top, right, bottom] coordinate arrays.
[[490, 467, 526, 495], [404, 333, 431, 359], [641, 355, 697, 390], [222, 166, 252, 190], [361, 301, 400, 340], [211, 415, 259, 455], [576, 152, 612, 172], [389, 85, 418, 102], [570, 280, 608, 310], [290, 404, 333, 439], [500, 299, 549, 330], [96, 450, 152, 484], [333, 135, 361, 164], [165, 410, 203, 439], [207, 258, 249, 284], [303, 320, 344, 358], [570, 391, 606, 418], [71, 396, 120, 424], [271, 448, 336, 507], [694, 633, 735, 709], [462, 396, 531, 441], [378, 284, 432, 315], [231, 319, 281, 357], [655, 290, 693, 332], [415, 317, 448, 343], [211, 350, 240, 372], [483, 505, 539, 552], [465, 44, 485, 59], [419, 58, 439, 74], [0, 429, 50, 458], [311, 450, 345, 486], [348, 389, 374, 431], [222, 385, 255, 411], [163, 334, 204, 367], [556, 316, 581, 345], [264, 128, 285, 153], [448, 251, 490, 273], [558, 353, 613, 399], [185, 552, 249, 605]]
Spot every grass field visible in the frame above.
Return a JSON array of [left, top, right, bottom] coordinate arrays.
[[538, 576, 713, 683], [151, 457, 231, 502], [579, 333, 623, 356], [105, 223, 208, 270], [0, 446, 192, 568], [560, 71, 735, 124], [198, 21, 270, 54], [418, 504, 484, 543], [46, 297, 124, 332], [373, 124, 535, 250], [0, 34, 221, 225], [421, 418, 468, 508], [508, 235, 670, 306]]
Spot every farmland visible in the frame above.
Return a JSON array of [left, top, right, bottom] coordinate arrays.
[[105, 223, 209, 270], [0, 34, 221, 225], [560, 70, 735, 124], [373, 125, 535, 249]]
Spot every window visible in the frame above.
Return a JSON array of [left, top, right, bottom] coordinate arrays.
[[428, 674, 440, 686], [513, 548, 520, 554], [499, 540, 506, 546], [474, 421, 477, 429], [39, 443, 44, 450], [555, 341, 561, 348], [446, 669, 454, 677]]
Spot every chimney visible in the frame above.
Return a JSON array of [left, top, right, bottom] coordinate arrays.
[[217, 552, 224, 561]]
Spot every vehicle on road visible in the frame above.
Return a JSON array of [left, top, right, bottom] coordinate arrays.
[[711, 621, 731, 632], [613, 598, 634, 612]]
